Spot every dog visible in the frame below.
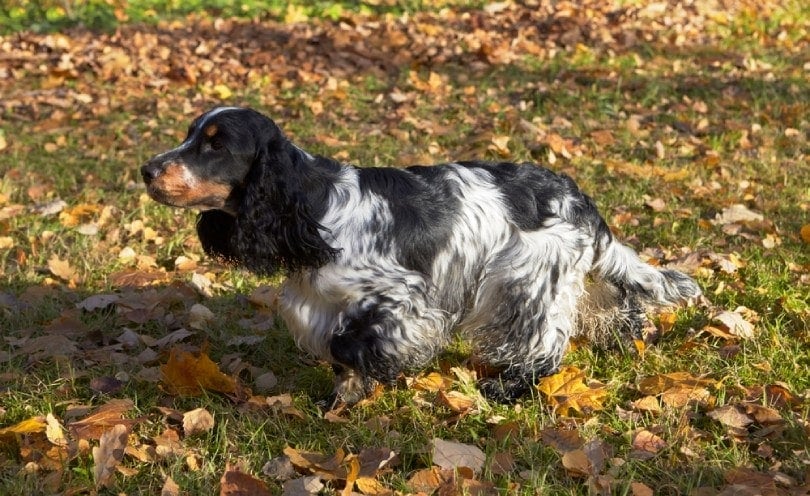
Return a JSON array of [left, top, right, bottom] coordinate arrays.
[[141, 107, 701, 404]]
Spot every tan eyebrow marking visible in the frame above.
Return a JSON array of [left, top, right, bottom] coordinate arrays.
[[204, 124, 218, 137]]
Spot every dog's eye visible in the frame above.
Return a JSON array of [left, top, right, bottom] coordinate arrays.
[[209, 137, 224, 151]]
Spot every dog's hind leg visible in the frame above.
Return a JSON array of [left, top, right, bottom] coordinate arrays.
[[464, 226, 592, 403]]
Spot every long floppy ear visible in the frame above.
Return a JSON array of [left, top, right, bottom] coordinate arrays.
[[231, 126, 340, 275], [196, 210, 237, 261]]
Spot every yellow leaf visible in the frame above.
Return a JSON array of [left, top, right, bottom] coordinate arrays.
[[211, 83, 232, 100], [160, 348, 237, 396], [411, 371, 452, 392], [341, 456, 361, 496], [283, 446, 347, 480], [436, 390, 477, 413], [537, 366, 607, 416], [0, 416, 47, 441]]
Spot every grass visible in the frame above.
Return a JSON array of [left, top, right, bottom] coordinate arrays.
[[1, 1, 808, 495]]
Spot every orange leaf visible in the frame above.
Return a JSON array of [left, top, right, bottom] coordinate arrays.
[[537, 366, 608, 416], [160, 348, 236, 396], [801, 224, 810, 244], [219, 464, 271, 496]]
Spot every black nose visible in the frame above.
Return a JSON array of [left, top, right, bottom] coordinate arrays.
[[141, 162, 163, 184]]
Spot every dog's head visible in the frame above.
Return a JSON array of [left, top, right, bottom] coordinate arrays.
[[141, 107, 339, 274], [141, 107, 281, 214]]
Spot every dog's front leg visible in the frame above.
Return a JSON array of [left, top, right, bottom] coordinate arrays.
[[327, 296, 445, 405]]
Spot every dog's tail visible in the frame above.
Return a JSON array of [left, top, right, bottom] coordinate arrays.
[[591, 229, 701, 305]]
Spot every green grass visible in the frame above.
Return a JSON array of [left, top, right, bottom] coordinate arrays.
[[1, 1, 808, 495]]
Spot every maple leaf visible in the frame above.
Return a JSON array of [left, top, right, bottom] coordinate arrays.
[[160, 347, 237, 396], [537, 366, 608, 416]]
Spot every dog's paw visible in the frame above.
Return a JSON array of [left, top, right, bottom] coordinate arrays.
[[478, 376, 531, 404], [331, 366, 376, 406]]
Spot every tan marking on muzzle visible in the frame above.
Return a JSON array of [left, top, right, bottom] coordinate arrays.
[[148, 162, 231, 209]]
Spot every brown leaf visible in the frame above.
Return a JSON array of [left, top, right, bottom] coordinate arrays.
[[182, 408, 215, 437], [630, 429, 666, 459], [161, 475, 181, 496], [69, 399, 137, 440], [561, 449, 595, 477], [630, 481, 654, 496], [92, 424, 130, 488], [539, 428, 585, 453], [220, 464, 272, 496], [48, 255, 78, 282], [283, 446, 347, 480], [801, 224, 810, 244], [432, 438, 485, 473], [707, 405, 753, 430]]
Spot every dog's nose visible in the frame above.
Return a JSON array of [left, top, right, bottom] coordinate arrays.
[[141, 162, 163, 184]]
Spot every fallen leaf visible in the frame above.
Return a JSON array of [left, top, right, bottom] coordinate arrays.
[[92, 424, 130, 488], [631, 481, 654, 496], [188, 303, 215, 329], [411, 371, 452, 392], [45, 413, 68, 447], [630, 429, 666, 459], [220, 464, 272, 496], [182, 408, 215, 437], [161, 348, 237, 396], [539, 428, 585, 453], [712, 309, 756, 339], [561, 449, 594, 477], [281, 475, 324, 496], [0, 416, 47, 442], [48, 255, 78, 282], [431, 438, 485, 473], [263, 455, 297, 480], [161, 475, 181, 496], [712, 204, 764, 225], [283, 446, 347, 480], [708, 405, 753, 430], [69, 399, 137, 440], [436, 390, 477, 413], [537, 366, 608, 416], [801, 224, 810, 244]]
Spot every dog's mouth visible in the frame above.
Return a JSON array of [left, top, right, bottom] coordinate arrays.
[[142, 162, 232, 211]]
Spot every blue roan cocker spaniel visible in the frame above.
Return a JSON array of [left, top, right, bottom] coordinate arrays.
[[142, 107, 701, 405]]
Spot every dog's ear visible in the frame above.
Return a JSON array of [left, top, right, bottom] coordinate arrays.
[[231, 119, 340, 275], [196, 210, 237, 261]]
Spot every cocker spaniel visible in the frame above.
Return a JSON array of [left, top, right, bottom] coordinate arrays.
[[141, 107, 701, 404]]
